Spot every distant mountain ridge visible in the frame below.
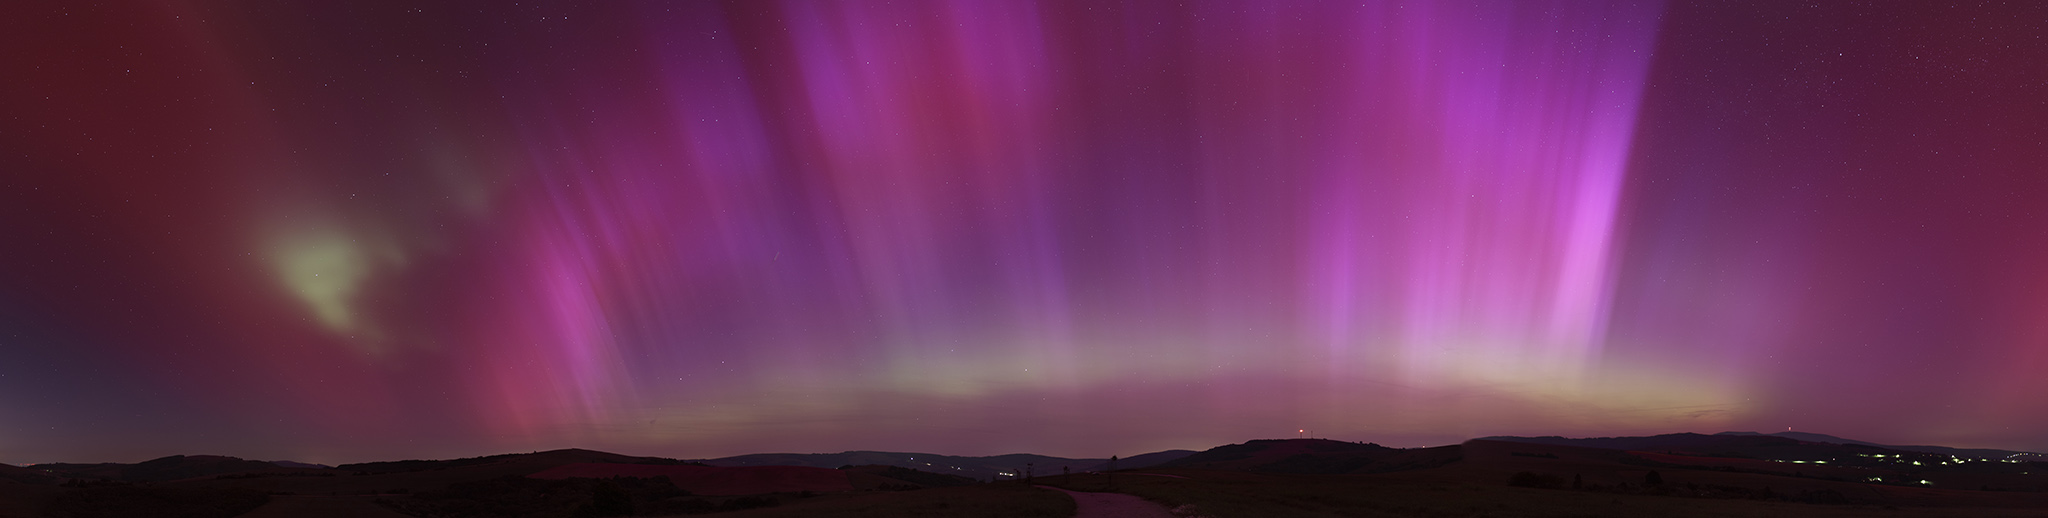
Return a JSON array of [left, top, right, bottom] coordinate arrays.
[[1155, 438, 1462, 474], [19, 430, 2034, 488], [1475, 433, 1802, 454], [335, 448, 694, 475], [8, 434, 2045, 516], [32, 455, 317, 482], [0, 462, 62, 485], [1478, 431, 2047, 461], [1085, 449, 1197, 472], [1715, 431, 2048, 461], [702, 451, 1093, 481], [700, 449, 1194, 481]]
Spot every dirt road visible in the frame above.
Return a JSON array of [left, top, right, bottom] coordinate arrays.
[[1038, 485, 1175, 518]]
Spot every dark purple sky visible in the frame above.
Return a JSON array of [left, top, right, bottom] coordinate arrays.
[[4, 1, 2046, 465]]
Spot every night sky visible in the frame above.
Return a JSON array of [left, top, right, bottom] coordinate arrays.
[[4, 1, 2047, 466]]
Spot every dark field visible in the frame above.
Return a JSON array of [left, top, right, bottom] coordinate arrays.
[[5, 437, 2044, 517]]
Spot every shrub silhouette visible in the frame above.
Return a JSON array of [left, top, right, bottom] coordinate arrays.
[[1508, 471, 1564, 489], [585, 479, 632, 516], [383, 475, 687, 518], [49, 486, 268, 518]]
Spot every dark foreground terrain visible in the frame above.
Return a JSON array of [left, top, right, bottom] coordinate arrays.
[[4, 433, 2043, 517]]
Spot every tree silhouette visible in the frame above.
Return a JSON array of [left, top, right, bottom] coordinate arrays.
[[588, 479, 632, 516]]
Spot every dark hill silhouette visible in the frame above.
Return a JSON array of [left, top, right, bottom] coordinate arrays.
[[1482, 432, 2048, 463], [1156, 438, 1462, 474], [839, 464, 981, 488], [126, 455, 296, 482], [1440, 437, 2048, 504], [35, 455, 312, 482], [27, 462, 117, 480], [12, 435, 2048, 517], [702, 451, 1101, 481], [1082, 449, 1197, 471], [1717, 431, 2048, 461], [336, 448, 691, 475], [1477, 432, 1922, 464], [0, 463, 61, 485], [172, 448, 698, 499], [528, 463, 854, 495], [1721, 431, 1888, 447], [1476, 432, 1802, 453]]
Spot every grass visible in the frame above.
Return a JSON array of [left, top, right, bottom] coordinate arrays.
[[1036, 469, 2048, 518], [711, 483, 1074, 518], [39, 485, 271, 518]]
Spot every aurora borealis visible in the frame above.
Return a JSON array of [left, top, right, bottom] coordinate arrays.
[[4, 1, 2047, 465]]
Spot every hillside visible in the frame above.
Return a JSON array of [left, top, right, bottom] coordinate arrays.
[[839, 464, 982, 488], [1157, 438, 1462, 474], [32, 455, 319, 482], [1083, 449, 1197, 471], [336, 448, 691, 475], [529, 463, 854, 495], [1717, 431, 2048, 461], [1033, 438, 2048, 518], [11, 432, 2044, 517], [702, 450, 1102, 481], [1471, 434, 2048, 495], [0, 463, 60, 485]]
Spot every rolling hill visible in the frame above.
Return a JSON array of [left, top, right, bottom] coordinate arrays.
[[8, 430, 2044, 517], [702, 450, 1104, 481], [1155, 438, 1462, 474], [1717, 431, 2048, 461], [31, 455, 320, 482], [1083, 449, 1198, 471]]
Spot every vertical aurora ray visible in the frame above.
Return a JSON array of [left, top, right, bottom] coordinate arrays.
[[1124, 0, 1702, 439], [1359, 1, 1656, 386], [433, 0, 1697, 451], [44, 0, 2048, 464], [359, 0, 1699, 451]]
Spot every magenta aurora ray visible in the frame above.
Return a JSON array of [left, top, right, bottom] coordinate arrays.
[[4, 1, 2047, 465]]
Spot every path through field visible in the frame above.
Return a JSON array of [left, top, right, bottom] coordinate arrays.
[[1038, 485, 1175, 518]]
